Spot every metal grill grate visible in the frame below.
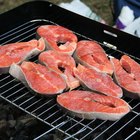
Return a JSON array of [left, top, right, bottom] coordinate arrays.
[[0, 19, 140, 140]]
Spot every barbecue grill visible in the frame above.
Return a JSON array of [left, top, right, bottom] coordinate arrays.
[[1, 1, 140, 140]]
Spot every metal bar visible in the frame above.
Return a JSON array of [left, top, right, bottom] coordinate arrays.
[[78, 120, 99, 140], [31, 98, 54, 114], [135, 127, 140, 131], [44, 109, 61, 121], [37, 103, 57, 117], [132, 102, 140, 109], [51, 113, 66, 125], [33, 127, 55, 140], [131, 110, 139, 115], [65, 118, 84, 133], [0, 22, 37, 43], [0, 94, 73, 139], [107, 114, 139, 140], [18, 94, 35, 106], [64, 126, 87, 140], [0, 21, 33, 38], [0, 79, 15, 89], [125, 130, 137, 140], [1, 19, 140, 140], [34, 121, 68, 140], [0, 75, 10, 82], [92, 120, 119, 140], [68, 117, 95, 131], [1, 26, 39, 45], [12, 91, 29, 102], [80, 120, 107, 140], [0, 82, 22, 95], [25, 98, 43, 110], [17, 32, 36, 42]]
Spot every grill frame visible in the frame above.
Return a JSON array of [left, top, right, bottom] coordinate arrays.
[[1, 1, 140, 140]]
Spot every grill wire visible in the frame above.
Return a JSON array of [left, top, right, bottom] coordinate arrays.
[[0, 19, 140, 140]]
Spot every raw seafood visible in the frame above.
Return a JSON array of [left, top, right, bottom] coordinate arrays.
[[120, 55, 140, 81], [74, 40, 113, 75], [36, 25, 78, 55], [39, 50, 80, 90], [111, 57, 140, 99], [73, 64, 123, 98], [9, 61, 66, 95], [57, 90, 131, 121], [0, 38, 45, 74]]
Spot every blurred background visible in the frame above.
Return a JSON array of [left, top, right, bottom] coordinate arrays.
[[0, 0, 113, 25]]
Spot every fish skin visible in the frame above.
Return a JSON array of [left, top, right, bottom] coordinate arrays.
[[9, 61, 66, 95], [0, 38, 45, 74], [36, 25, 78, 55], [39, 50, 80, 90], [57, 90, 131, 121], [73, 64, 123, 98], [111, 57, 140, 99], [73, 40, 113, 75]]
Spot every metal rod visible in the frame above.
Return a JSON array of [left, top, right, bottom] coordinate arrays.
[[1, 26, 38, 45], [1, 19, 140, 140], [107, 114, 139, 140], [0, 82, 22, 96], [37, 103, 57, 117], [0, 75, 10, 82], [12, 91, 29, 102], [0, 21, 34, 39], [0, 79, 15, 89], [125, 130, 137, 140], [18, 94, 35, 106], [25, 98, 43, 110], [31, 98, 54, 114]]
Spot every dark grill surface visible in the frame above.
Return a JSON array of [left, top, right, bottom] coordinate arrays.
[[0, 20, 140, 140]]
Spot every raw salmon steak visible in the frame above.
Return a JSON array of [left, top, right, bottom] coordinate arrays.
[[111, 57, 140, 99], [120, 55, 140, 81], [0, 38, 45, 74], [57, 90, 131, 121], [39, 50, 80, 90], [73, 64, 123, 98], [74, 40, 113, 75], [36, 25, 78, 55], [9, 61, 66, 95]]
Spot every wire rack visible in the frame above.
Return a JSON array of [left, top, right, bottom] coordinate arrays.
[[0, 19, 140, 140]]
